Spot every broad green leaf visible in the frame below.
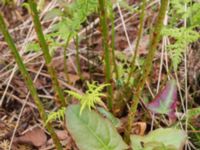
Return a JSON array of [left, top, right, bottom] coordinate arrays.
[[131, 128, 187, 150], [96, 107, 122, 128], [65, 104, 128, 150]]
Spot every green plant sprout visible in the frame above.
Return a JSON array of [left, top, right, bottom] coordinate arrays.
[[66, 81, 109, 114], [46, 81, 109, 123], [45, 107, 66, 125]]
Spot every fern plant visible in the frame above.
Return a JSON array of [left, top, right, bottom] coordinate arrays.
[[170, 0, 200, 27], [24, 0, 98, 55], [162, 27, 199, 70], [50, 0, 98, 40], [66, 81, 109, 114], [162, 0, 200, 70], [187, 2, 200, 26], [46, 81, 109, 123], [45, 107, 66, 124]]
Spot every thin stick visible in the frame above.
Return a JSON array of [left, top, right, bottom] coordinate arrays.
[[75, 35, 83, 80], [0, 65, 17, 106], [117, 3, 132, 52], [63, 35, 71, 83], [9, 63, 44, 150], [110, 6, 119, 81], [184, 3, 189, 150]]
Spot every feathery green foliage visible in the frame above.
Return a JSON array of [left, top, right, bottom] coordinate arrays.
[[66, 82, 109, 114], [46, 81, 109, 123], [187, 3, 200, 26], [46, 82, 109, 123], [50, 0, 98, 40], [169, 0, 189, 26], [162, 27, 199, 70], [162, 0, 200, 70], [170, 0, 200, 26], [26, 0, 98, 54], [46, 107, 66, 124]]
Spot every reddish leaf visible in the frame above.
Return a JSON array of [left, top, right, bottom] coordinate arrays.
[[147, 80, 177, 119]]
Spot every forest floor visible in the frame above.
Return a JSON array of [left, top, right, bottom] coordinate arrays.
[[0, 0, 200, 150]]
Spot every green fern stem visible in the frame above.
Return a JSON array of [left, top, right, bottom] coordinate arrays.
[[110, 7, 119, 81], [126, 0, 147, 86], [126, 0, 169, 143], [75, 35, 83, 80], [63, 35, 71, 83], [28, 0, 66, 106], [0, 13, 63, 150], [98, 0, 113, 110]]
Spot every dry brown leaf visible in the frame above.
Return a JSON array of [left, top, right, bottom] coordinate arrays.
[[13, 127, 47, 147], [131, 122, 147, 136], [12, 77, 28, 98], [55, 130, 69, 140], [47, 130, 71, 148]]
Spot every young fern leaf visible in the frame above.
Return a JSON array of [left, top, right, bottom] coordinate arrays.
[[162, 27, 199, 70], [66, 82, 109, 114], [66, 91, 82, 100], [25, 0, 98, 53], [50, 0, 98, 41], [46, 107, 66, 125], [187, 3, 200, 26]]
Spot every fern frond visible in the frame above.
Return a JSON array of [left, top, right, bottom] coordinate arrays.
[[26, 0, 98, 53], [51, 0, 98, 42], [46, 107, 66, 125], [169, 0, 200, 27], [162, 27, 199, 70], [65, 90, 82, 100], [188, 3, 200, 26], [67, 81, 109, 114]]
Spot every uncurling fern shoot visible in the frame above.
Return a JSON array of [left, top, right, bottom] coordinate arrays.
[[66, 81, 109, 114]]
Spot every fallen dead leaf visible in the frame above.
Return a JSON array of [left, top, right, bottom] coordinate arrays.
[[47, 130, 72, 149], [131, 122, 147, 135], [55, 130, 68, 140], [13, 127, 47, 147]]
